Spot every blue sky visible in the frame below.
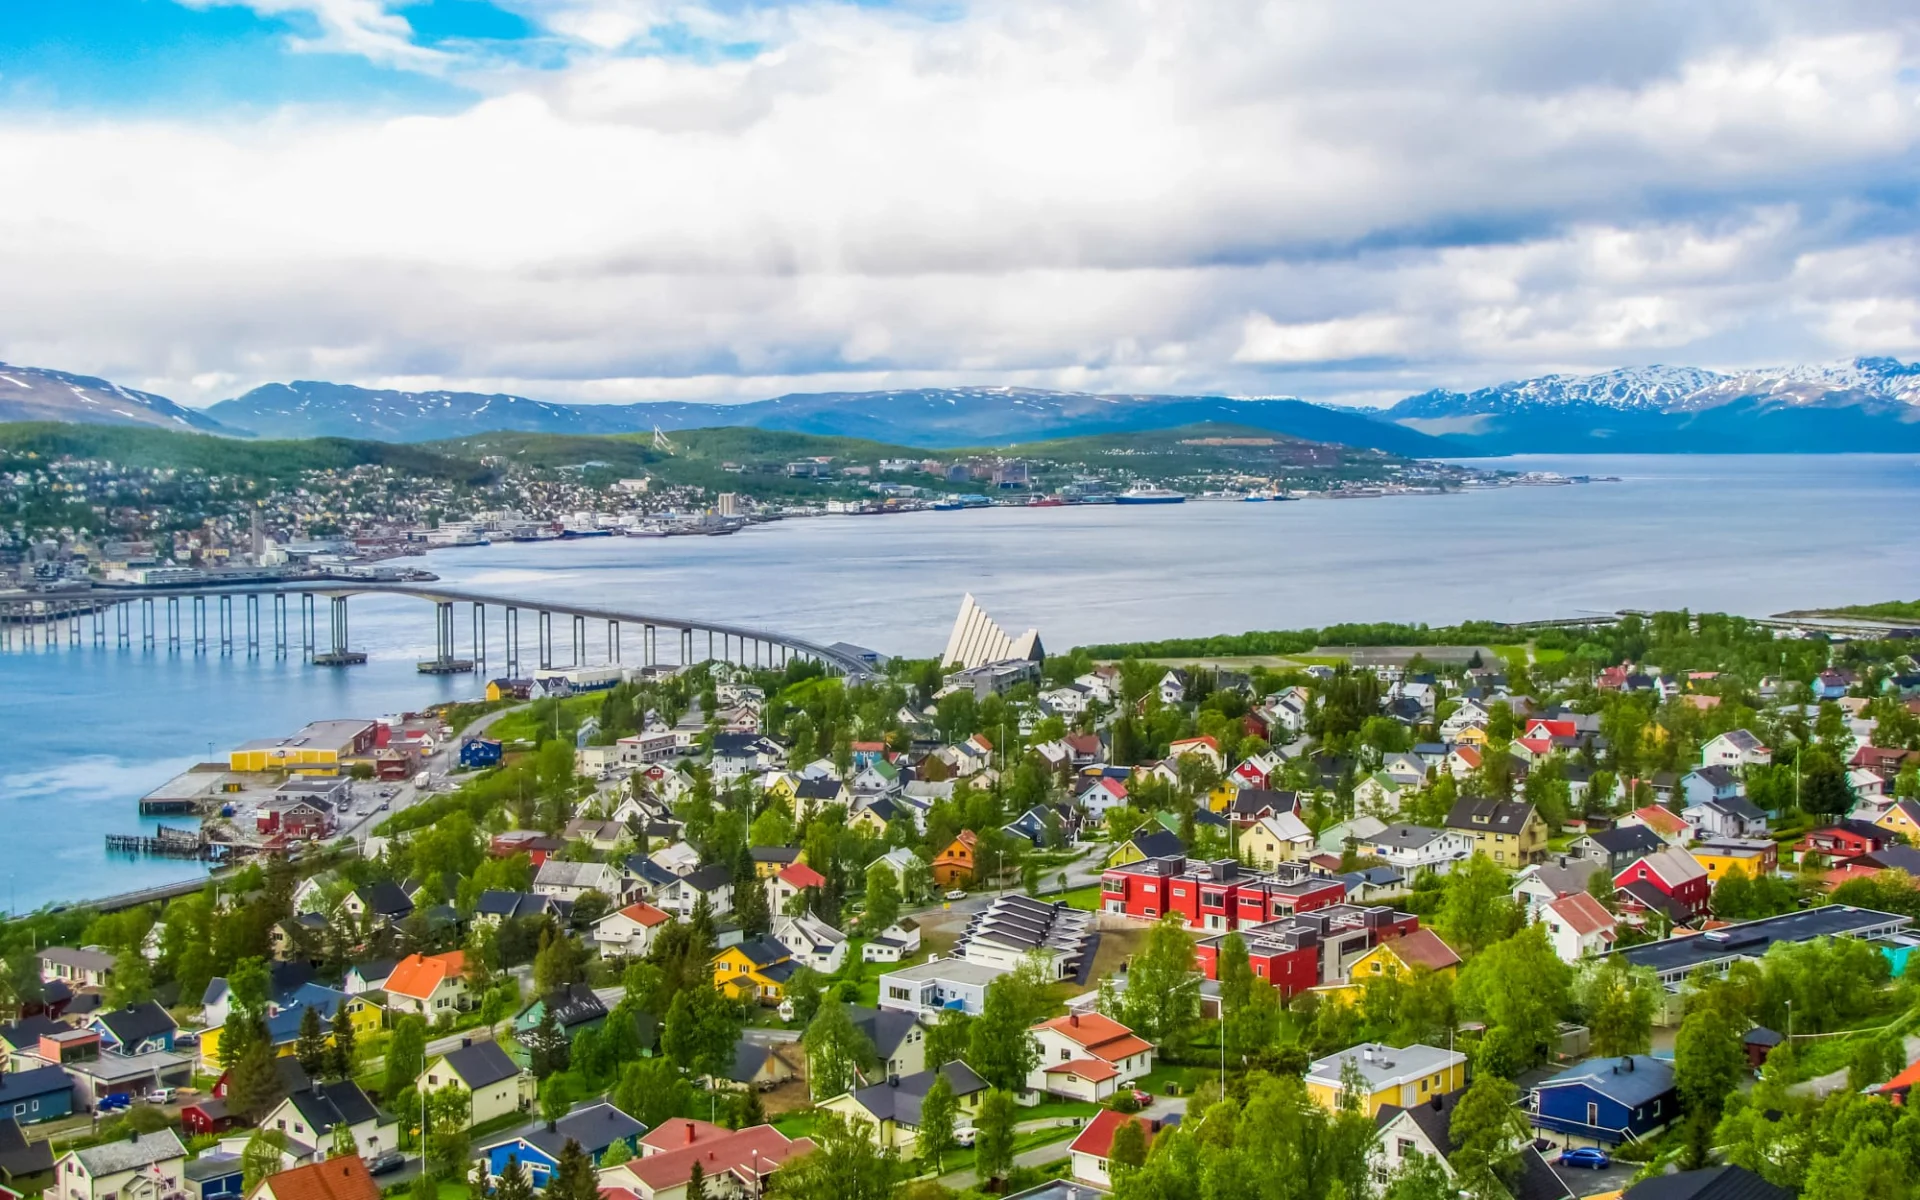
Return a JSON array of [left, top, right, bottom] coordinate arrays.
[[0, 1, 1917, 408]]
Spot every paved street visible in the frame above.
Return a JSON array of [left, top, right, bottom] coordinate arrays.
[[928, 1119, 1084, 1190]]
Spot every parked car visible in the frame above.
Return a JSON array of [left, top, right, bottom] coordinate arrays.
[[365, 1151, 406, 1176], [1558, 1148, 1611, 1170], [1130, 1088, 1152, 1106], [97, 1093, 131, 1112], [952, 1128, 977, 1148], [145, 1087, 178, 1105], [944, 889, 968, 901]]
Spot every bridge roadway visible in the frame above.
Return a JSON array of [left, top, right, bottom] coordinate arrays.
[[0, 579, 873, 677]]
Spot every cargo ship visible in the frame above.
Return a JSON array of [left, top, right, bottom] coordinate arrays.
[[1114, 485, 1186, 505]]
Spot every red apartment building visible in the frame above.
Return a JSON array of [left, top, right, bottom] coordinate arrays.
[[1193, 905, 1421, 996], [1102, 858, 1348, 933]]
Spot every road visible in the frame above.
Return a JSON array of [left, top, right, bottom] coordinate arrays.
[[928, 1119, 1085, 1190], [336, 704, 522, 846]]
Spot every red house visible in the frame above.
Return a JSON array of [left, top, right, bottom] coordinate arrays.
[[1793, 820, 1888, 863], [1193, 905, 1420, 996], [1104, 858, 1347, 933], [181, 1097, 238, 1136], [1612, 848, 1711, 921], [491, 829, 564, 865]]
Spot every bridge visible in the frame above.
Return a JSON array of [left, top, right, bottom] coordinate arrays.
[[0, 580, 873, 677]]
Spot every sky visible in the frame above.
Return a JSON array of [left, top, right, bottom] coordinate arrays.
[[3, 1, 1920, 408]]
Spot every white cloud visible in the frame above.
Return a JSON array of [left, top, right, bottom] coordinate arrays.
[[180, 0, 451, 69], [4, 1, 1920, 406]]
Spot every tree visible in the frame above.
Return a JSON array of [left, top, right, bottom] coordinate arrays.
[[1108, 1117, 1148, 1174], [327, 1002, 357, 1080], [974, 1088, 1018, 1186], [863, 861, 902, 934], [804, 1002, 877, 1098], [1120, 918, 1201, 1055], [917, 1070, 958, 1171], [226, 1035, 285, 1119], [1382, 1152, 1455, 1200], [686, 1161, 707, 1200], [533, 927, 585, 995], [1448, 1073, 1527, 1200], [109, 949, 155, 1008], [386, 1015, 428, 1100], [295, 1004, 328, 1078], [1454, 925, 1571, 1076], [1578, 959, 1658, 1057], [612, 1058, 692, 1129], [924, 1009, 974, 1069], [549, 1138, 599, 1200], [1675, 1005, 1745, 1131], [1435, 854, 1520, 958], [969, 967, 1045, 1091], [766, 1113, 896, 1200], [663, 984, 745, 1079], [494, 1155, 534, 1200], [330, 1117, 358, 1160], [242, 1129, 289, 1194], [527, 1007, 570, 1079]]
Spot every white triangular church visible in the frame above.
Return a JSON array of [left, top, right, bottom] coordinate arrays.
[[941, 593, 1044, 670]]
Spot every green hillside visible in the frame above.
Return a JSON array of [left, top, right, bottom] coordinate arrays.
[[0, 422, 488, 483]]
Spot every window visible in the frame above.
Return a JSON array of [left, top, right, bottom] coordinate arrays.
[[1586, 1102, 1599, 1126], [1396, 1138, 1416, 1160]]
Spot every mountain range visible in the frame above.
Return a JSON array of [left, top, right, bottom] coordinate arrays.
[[6, 357, 1920, 455]]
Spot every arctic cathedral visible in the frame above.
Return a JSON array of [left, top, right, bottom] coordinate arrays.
[[941, 593, 1045, 670]]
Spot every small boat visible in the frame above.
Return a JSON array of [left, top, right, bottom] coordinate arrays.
[[1114, 485, 1186, 505], [1243, 488, 1283, 502]]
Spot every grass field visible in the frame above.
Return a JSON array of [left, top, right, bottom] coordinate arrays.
[[1055, 884, 1102, 911]]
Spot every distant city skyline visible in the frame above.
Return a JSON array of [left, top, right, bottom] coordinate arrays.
[[3, 2, 1919, 408]]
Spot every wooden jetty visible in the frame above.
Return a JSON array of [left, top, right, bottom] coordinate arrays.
[[104, 825, 234, 862]]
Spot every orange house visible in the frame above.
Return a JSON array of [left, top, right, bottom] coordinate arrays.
[[933, 831, 979, 888]]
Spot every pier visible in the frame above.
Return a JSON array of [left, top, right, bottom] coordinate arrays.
[[104, 826, 233, 862]]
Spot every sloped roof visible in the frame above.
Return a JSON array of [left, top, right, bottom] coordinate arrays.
[[256, 1154, 380, 1200], [1379, 928, 1461, 971], [384, 952, 466, 1001], [438, 1040, 519, 1090], [71, 1130, 186, 1175], [1543, 891, 1617, 938], [1067, 1109, 1157, 1160]]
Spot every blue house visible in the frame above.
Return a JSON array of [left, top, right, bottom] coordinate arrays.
[[479, 1102, 645, 1186], [1680, 766, 1744, 810], [0, 1066, 75, 1124], [1530, 1055, 1677, 1145], [88, 1002, 178, 1056], [461, 738, 504, 769]]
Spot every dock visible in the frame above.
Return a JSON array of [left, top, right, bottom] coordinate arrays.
[[313, 651, 369, 666], [104, 825, 233, 862], [416, 657, 476, 675]]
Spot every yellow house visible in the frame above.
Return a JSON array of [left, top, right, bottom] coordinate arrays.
[[1207, 779, 1241, 813], [344, 994, 386, 1038], [1319, 929, 1461, 1004], [1443, 800, 1548, 867], [417, 1041, 535, 1128], [712, 938, 798, 1004], [1453, 726, 1489, 748], [847, 807, 890, 839], [1876, 800, 1920, 845], [1304, 1043, 1469, 1118], [763, 773, 801, 808], [199, 988, 373, 1067], [817, 1062, 989, 1156], [1691, 841, 1778, 880]]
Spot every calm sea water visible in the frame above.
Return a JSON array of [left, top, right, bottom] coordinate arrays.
[[4, 453, 1918, 911]]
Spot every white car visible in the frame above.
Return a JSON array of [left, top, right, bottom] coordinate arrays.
[[953, 1128, 977, 1148], [145, 1088, 178, 1105], [944, 889, 968, 901]]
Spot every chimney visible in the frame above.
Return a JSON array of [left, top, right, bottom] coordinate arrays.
[[1070, 1014, 1079, 1027], [130, 1131, 139, 1143], [547, 1121, 557, 1133], [684, 1122, 696, 1144], [1625, 1057, 1635, 1072], [1362, 1047, 1374, 1063], [1429, 1093, 1442, 1112], [889, 1074, 901, 1087], [462, 1037, 473, 1048]]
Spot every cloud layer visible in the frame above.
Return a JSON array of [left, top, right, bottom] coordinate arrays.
[[4, 0, 1920, 406]]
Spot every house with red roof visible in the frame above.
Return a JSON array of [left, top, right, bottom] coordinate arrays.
[[1618, 804, 1691, 846], [1166, 736, 1225, 773], [1613, 849, 1711, 924], [601, 1124, 811, 1200], [766, 862, 827, 915], [1027, 1013, 1155, 1102], [1535, 892, 1617, 963], [382, 951, 470, 1018], [1793, 820, 1888, 864], [592, 901, 674, 958], [1068, 1110, 1160, 1186]]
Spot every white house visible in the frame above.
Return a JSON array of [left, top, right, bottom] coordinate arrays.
[[648, 840, 703, 876], [1534, 892, 1618, 963], [1240, 812, 1315, 868], [656, 866, 734, 918], [591, 901, 674, 958], [1026, 1013, 1154, 1103], [772, 913, 848, 974], [863, 920, 922, 964], [878, 959, 1007, 1019], [1368, 823, 1474, 877], [1702, 730, 1771, 770], [532, 860, 623, 903], [1158, 670, 1189, 705]]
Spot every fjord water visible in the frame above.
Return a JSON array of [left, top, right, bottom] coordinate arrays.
[[5, 454, 1919, 911]]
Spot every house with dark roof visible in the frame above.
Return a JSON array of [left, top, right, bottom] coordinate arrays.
[[842, 1006, 927, 1080], [510, 984, 609, 1068], [88, 1003, 177, 1057], [478, 1102, 645, 1186], [1373, 1091, 1572, 1200], [1529, 1055, 1677, 1145], [417, 1040, 534, 1128], [257, 1079, 394, 1162], [1568, 825, 1667, 872], [0, 1115, 55, 1195], [1105, 828, 1184, 869], [1445, 800, 1548, 867], [1622, 1165, 1791, 1200], [0, 1065, 74, 1124], [817, 1062, 988, 1157], [343, 882, 414, 926], [726, 1040, 798, 1091], [655, 865, 735, 918], [56, 1129, 187, 1200], [473, 891, 566, 927]]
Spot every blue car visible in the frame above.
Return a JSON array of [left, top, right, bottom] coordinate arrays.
[[1558, 1147, 1611, 1169]]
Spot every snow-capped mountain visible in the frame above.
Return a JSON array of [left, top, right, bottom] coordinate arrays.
[[209, 381, 596, 441], [0, 362, 229, 432], [1384, 357, 1920, 453]]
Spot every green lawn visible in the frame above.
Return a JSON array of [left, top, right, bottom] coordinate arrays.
[[1054, 884, 1102, 912]]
